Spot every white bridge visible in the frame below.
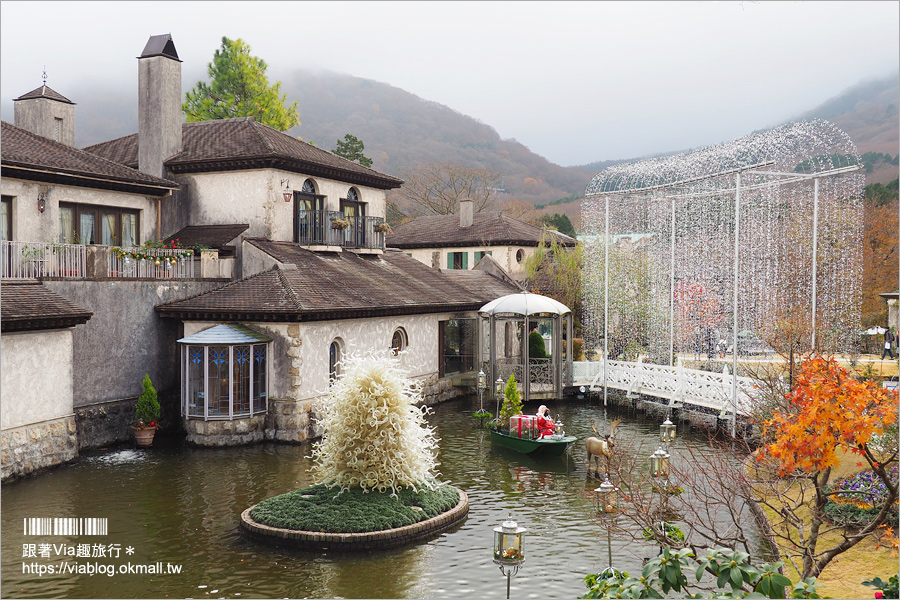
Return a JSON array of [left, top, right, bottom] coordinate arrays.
[[570, 358, 758, 418]]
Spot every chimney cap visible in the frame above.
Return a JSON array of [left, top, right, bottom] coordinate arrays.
[[139, 34, 181, 61]]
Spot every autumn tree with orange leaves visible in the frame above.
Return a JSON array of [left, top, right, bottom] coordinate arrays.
[[755, 356, 899, 580]]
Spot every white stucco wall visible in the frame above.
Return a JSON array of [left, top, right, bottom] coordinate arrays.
[[182, 312, 465, 406], [0, 178, 158, 244], [180, 170, 386, 242], [1, 329, 74, 430], [401, 244, 535, 278]]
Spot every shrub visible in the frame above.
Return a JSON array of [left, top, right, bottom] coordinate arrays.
[[134, 374, 160, 425]]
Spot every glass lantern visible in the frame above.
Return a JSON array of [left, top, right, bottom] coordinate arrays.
[[495, 378, 504, 396], [595, 477, 618, 514], [660, 418, 676, 445], [649, 446, 670, 478], [478, 370, 487, 391], [493, 514, 526, 564]]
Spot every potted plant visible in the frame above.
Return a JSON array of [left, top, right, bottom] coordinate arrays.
[[330, 218, 350, 230], [374, 221, 392, 234], [134, 374, 160, 447]]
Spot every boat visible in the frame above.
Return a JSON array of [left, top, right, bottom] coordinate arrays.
[[489, 428, 577, 456]]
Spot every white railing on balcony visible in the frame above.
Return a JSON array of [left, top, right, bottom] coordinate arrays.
[[1, 240, 87, 279], [108, 247, 196, 279], [1, 240, 197, 280]]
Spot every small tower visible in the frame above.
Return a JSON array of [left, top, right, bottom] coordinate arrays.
[[13, 70, 76, 146]]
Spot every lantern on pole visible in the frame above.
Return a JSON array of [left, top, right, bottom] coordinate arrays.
[[477, 370, 487, 413], [660, 418, 676, 449], [594, 477, 620, 579], [649, 446, 670, 479], [494, 377, 504, 418], [492, 513, 526, 599]]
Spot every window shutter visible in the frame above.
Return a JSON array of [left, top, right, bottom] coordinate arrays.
[[447, 253, 454, 269], [462, 252, 468, 269]]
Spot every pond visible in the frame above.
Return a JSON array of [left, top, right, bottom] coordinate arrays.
[[1, 395, 767, 599]]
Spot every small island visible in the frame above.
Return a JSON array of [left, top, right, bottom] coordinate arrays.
[[241, 350, 469, 550]]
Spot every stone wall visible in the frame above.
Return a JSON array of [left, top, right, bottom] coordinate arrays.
[[1, 415, 77, 482], [74, 398, 138, 450], [184, 415, 266, 447]]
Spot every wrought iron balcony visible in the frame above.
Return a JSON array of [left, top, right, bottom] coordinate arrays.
[[296, 210, 386, 250]]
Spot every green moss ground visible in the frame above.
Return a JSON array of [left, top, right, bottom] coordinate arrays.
[[249, 482, 460, 533]]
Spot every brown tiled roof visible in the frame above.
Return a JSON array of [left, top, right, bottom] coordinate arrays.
[[156, 240, 520, 322], [1, 280, 92, 332], [1, 121, 177, 195], [14, 85, 75, 105], [84, 117, 404, 190], [164, 224, 249, 256], [385, 212, 577, 249]]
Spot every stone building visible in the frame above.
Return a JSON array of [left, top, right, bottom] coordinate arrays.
[[1, 34, 520, 477], [385, 200, 576, 280]]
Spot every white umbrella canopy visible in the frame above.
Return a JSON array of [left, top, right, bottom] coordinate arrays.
[[479, 291, 571, 317], [863, 326, 887, 335]]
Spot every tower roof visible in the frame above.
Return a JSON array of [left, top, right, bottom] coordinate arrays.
[[139, 33, 180, 61], [13, 85, 75, 105]]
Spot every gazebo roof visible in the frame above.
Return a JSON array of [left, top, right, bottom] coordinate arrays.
[[177, 323, 272, 345], [479, 291, 571, 317]]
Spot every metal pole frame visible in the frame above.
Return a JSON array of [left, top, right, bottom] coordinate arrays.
[[811, 177, 819, 352], [669, 196, 676, 367], [731, 173, 740, 438], [604, 194, 609, 407]]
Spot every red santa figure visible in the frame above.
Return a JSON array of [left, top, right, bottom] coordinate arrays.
[[535, 405, 555, 438]]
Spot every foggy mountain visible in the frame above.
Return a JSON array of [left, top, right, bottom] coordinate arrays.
[[2, 67, 896, 210]]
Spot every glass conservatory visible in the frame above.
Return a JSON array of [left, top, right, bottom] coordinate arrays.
[[178, 324, 271, 420]]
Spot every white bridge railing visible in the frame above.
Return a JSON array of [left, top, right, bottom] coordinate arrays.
[[572, 358, 757, 417]]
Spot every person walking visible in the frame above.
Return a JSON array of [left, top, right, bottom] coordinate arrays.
[[881, 327, 896, 360]]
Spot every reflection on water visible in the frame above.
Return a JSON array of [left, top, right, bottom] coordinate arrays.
[[1, 396, 764, 599]]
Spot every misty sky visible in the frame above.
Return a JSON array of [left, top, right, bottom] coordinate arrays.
[[1, 1, 898, 166]]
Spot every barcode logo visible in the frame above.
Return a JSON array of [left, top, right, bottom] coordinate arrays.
[[23, 518, 108, 536]]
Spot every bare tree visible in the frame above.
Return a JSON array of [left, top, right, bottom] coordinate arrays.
[[398, 162, 502, 215]]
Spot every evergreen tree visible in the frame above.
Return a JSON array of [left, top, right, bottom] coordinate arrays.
[[183, 37, 299, 131], [333, 133, 373, 168], [499, 374, 523, 420]]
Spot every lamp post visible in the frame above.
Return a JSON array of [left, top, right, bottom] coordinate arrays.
[[494, 377, 504, 420], [493, 513, 526, 599], [594, 477, 620, 578], [477, 370, 486, 413]]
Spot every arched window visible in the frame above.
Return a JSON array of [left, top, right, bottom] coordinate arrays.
[[516, 248, 525, 264], [346, 187, 359, 203], [329, 338, 343, 384], [301, 179, 316, 194], [179, 324, 270, 420], [391, 328, 408, 355]]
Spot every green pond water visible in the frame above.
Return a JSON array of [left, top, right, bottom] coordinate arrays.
[[1, 395, 765, 599]]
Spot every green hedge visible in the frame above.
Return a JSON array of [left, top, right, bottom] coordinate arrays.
[[249, 482, 459, 533]]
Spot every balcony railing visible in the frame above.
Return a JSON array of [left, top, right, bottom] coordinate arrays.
[[1, 240, 87, 279], [297, 211, 386, 250], [1, 240, 197, 280], [108, 247, 196, 279]]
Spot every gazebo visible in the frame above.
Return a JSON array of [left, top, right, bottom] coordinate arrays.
[[479, 291, 574, 401]]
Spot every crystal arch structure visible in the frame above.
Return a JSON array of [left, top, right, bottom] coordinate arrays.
[[581, 119, 864, 367]]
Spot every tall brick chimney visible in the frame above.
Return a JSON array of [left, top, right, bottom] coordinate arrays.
[[138, 34, 182, 179]]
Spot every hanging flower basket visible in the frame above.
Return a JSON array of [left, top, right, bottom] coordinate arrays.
[[331, 219, 350, 230], [374, 222, 392, 234]]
